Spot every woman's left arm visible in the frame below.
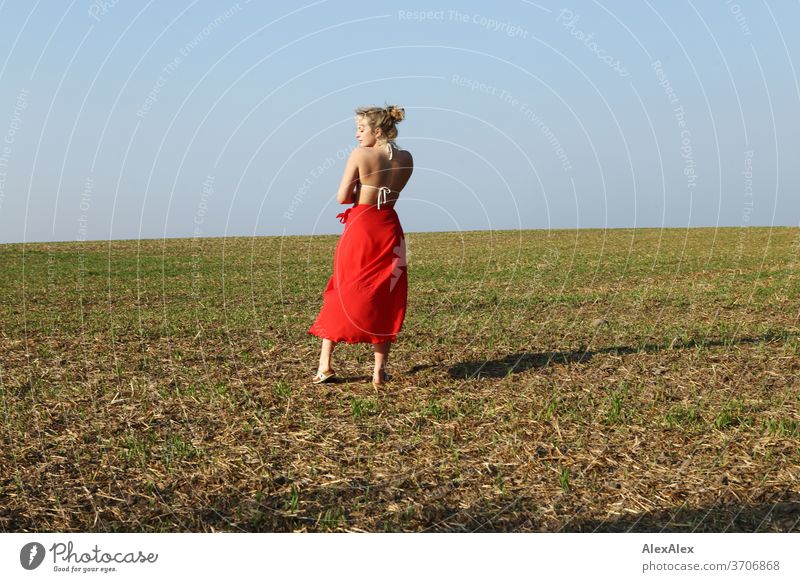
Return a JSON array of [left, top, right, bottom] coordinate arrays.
[[336, 149, 361, 204]]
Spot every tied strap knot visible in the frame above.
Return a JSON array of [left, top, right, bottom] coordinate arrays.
[[377, 186, 391, 210], [336, 207, 353, 224]]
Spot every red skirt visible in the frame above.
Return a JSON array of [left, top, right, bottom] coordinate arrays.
[[308, 204, 408, 344]]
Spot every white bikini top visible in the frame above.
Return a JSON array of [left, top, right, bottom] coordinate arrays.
[[359, 141, 401, 209]]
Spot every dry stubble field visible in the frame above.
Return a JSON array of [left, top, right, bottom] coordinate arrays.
[[1, 226, 799, 532]]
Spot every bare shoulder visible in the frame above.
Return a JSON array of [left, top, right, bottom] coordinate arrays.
[[396, 148, 413, 164], [399, 149, 413, 172], [348, 147, 366, 160]]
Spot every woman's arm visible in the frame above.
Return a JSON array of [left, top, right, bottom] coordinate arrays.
[[336, 149, 361, 204]]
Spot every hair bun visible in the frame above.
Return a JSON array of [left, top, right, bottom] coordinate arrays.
[[386, 105, 405, 123]]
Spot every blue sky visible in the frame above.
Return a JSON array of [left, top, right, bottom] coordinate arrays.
[[0, 0, 797, 243]]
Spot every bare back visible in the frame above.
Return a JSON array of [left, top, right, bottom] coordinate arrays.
[[355, 143, 413, 208]]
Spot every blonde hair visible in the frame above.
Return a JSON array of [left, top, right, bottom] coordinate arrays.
[[355, 104, 405, 142]]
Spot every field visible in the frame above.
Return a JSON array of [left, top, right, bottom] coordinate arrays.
[[1, 226, 799, 532]]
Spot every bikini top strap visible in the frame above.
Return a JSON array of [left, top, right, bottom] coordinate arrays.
[[377, 186, 391, 209], [387, 140, 402, 160], [360, 142, 399, 208]]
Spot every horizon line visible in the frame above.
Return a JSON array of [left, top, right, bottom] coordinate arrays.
[[2, 224, 799, 247]]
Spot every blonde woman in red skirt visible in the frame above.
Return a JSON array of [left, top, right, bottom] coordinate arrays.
[[308, 105, 413, 388]]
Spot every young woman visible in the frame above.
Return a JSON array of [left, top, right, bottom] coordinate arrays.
[[308, 105, 413, 388]]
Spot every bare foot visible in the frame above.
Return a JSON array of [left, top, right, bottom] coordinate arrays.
[[372, 370, 392, 387]]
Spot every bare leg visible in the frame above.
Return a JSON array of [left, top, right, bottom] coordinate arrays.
[[372, 341, 390, 383], [318, 339, 335, 373]]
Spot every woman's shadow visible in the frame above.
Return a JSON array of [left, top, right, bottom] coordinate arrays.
[[405, 330, 795, 379]]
